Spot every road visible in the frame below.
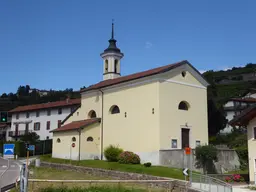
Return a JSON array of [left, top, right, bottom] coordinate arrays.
[[0, 157, 20, 191]]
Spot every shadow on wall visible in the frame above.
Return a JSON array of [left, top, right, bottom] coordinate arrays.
[[159, 149, 240, 174]]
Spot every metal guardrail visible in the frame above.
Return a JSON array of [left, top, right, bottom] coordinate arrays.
[[1, 183, 17, 192], [190, 173, 232, 192]]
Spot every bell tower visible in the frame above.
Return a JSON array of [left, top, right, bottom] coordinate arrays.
[[100, 21, 124, 80]]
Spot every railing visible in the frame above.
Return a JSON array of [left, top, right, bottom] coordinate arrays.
[[8, 130, 31, 137], [190, 173, 232, 192]]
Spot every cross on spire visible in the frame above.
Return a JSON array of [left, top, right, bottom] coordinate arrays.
[[111, 19, 115, 39]]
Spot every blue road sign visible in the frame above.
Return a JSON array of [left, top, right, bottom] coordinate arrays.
[[3, 143, 15, 158], [28, 145, 35, 151]]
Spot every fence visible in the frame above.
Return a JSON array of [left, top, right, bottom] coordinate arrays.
[[190, 173, 233, 192], [0, 139, 52, 157], [28, 179, 190, 192]]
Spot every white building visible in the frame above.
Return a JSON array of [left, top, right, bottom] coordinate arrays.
[[221, 92, 256, 134], [7, 98, 80, 141]]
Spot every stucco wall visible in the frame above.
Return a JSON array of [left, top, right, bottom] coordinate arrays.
[[64, 92, 101, 125], [52, 123, 101, 160], [52, 131, 80, 160], [80, 123, 101, 159], [159, 69, 208, 150], [247, 117, 256, 183], [102, 81, 160, 164], [159, 149, 240, 173]]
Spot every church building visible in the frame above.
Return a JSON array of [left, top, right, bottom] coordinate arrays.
[[51, 23, 209, 165]]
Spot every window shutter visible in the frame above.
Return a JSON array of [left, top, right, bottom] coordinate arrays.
[[254, 127, 256, 139], [34, 123, 36, 130], [39, 122, 40, 130], [47, 121, 50, 130], [58, 120, 61, 128]]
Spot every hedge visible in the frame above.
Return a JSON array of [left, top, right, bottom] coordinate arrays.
[[0, 139, 52, 157]]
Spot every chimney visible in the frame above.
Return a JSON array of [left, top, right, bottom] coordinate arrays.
[[66, 97, 70, 104]]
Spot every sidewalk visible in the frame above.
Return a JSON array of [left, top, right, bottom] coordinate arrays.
[[232, 185, 251, 192]]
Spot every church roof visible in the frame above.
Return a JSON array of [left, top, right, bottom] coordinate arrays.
[[51, 118, 101, 133], [9, 98, 81, 113], [229, 104, 256, 126], [81, 60, 205, 93]]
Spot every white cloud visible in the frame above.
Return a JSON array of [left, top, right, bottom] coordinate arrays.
[[145, 41, 153, 49]]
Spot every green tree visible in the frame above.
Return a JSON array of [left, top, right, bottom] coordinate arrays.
[[195, 145, 218, 174], [20, 132, 40, 144], [207, 84, 228, 136]]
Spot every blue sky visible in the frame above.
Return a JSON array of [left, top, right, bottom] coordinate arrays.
[[0, 0, 255, 94]]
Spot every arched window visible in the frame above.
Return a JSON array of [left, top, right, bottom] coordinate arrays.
[[72, 137, 76, 142], [57, 138, 61, 143], [181, 71, 186, 77], [110, 105, 120, 114], [178, 101, 189, 111], [105, 60, 108, 73], [114, 60, 118, 73], [88, 110, 97, 118], [87, 136, 93, 142]]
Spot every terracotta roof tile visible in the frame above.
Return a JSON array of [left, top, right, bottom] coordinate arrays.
[[9, 98, 81, 113], [81, 60, 189, 93], [230, 98, 256, 103], [51, 118, 101, 133]]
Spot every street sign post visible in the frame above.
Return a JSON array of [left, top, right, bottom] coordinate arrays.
[[28, 145, 35, 151], [3, 143, 15, 159], [184, 147, 192, 184], [183, 168, 189, 176]]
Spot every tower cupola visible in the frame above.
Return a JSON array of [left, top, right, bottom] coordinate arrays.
[[100, 21, 124, 80]]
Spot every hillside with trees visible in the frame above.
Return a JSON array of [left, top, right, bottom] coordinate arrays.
[[0, 85, 81, 112], [203, 63, 256, 136]]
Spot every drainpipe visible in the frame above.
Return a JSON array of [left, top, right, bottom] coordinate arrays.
[[78, 128, 81, 161], [99, 89, 104, 160]]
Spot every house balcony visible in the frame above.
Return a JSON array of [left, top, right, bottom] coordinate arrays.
[[8, 130, 31, 137]]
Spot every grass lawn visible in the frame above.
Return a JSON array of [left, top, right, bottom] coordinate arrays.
[[10, 166, 176, 192], [226, 169, 249, 175], [40, 154, 186, 180]]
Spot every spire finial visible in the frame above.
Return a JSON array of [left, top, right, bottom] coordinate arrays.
[[111, 19, 114, 39]]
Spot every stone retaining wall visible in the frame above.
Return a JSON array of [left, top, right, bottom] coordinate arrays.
[[39, 161, 199, 192]]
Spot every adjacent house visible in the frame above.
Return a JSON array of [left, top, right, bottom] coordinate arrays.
[[222, 94, 256, 134], [51, 24, 210, 165], [7, 98, 80, 141], [229, 104, 256, 184]]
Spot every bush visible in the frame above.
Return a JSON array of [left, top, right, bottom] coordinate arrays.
[[143, 162, 151, 167], [195, 144, 218, 174], [118, 151, 140, 164], [104, 145, 123, 162], [235, 146, 248, 170]]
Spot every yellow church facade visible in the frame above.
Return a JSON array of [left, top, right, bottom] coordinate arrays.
[[51, 24, 209, 165]]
